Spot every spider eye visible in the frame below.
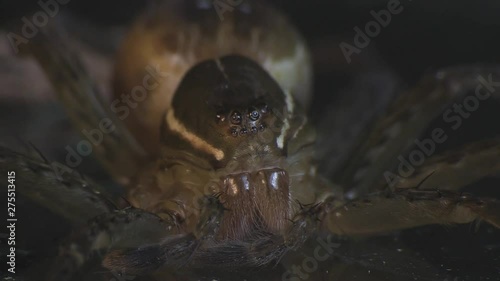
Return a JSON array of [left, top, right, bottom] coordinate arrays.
[[230, 111, 242, 125], [249, 108, 260, 121], [230, 127, 239, 137], [239, 127, 248, 135]]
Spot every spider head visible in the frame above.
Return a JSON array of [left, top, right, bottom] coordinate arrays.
[[161, 55, 295, 169]]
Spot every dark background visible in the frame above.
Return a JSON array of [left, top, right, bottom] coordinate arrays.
[[1, 0, 500, 280]]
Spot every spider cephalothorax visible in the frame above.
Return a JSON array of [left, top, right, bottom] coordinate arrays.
[[161, 55, 292, 166], [132, 55, 319, 247]]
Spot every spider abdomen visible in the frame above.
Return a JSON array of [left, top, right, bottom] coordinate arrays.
[[113, 0, 312, 155]]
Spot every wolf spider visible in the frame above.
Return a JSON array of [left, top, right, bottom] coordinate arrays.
[[1, 1, 500, 281]]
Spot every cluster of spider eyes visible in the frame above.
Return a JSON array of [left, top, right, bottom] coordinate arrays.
[[216, 104, 269, 137]]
